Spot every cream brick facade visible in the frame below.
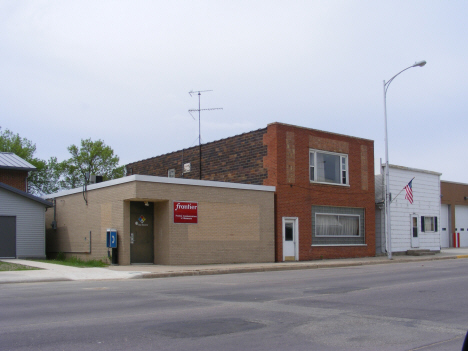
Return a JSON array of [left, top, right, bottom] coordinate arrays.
[[45, 175, 275, 265]]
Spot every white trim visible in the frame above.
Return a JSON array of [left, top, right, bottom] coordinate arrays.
[[309, 149, 349, 186], [383, 164, 442, 176], [282, 217, 299, 261], [44, 174, 276, 199]]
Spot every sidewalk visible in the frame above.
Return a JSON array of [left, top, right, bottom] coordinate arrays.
[[1, 248, 468, 284]]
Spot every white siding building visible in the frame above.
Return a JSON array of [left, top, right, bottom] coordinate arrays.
[[375, 164, 442, 254], [0, 182, 53, 258]]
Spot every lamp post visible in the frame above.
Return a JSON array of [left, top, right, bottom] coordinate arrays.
[[383, 60, 426, 260]]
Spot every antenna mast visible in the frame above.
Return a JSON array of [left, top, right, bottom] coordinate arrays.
[[188, 90, 223, 179]]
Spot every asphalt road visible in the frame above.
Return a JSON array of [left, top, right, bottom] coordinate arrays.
[[1, 259, 467, 351]]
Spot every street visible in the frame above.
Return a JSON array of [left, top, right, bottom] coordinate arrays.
[[1, 259, 467, 351]]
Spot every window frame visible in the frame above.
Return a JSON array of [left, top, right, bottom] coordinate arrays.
[[315, 213, 361, 238], [421, 216, 438, 233], [309, 149, 349, 186]]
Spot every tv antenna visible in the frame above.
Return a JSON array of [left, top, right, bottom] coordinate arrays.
[[188, 90, 223, 179]]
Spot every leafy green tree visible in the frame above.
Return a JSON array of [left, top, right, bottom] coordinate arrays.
[[0, 127, 61, 195], [28, 157, 63, 195], [0, 128, 124, 194], [0, 128, 36, 160], [59, 138, 124, 189]]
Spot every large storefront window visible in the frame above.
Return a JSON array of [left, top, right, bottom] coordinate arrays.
[[312, 206, 365, 245]]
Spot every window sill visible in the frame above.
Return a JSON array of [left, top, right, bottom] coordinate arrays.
[[311, 244, 368, 247], [309, 181, 350, 187]]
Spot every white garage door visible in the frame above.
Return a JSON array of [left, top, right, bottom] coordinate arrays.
[[455, 206, 468, 247], [440, 204, 450, 248]]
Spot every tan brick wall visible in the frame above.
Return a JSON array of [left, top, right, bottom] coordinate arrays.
[[46, 182, 136, 264], [46, 179, 274, 265], [135, 181, 274, 265]]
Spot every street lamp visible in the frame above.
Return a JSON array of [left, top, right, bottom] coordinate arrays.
[[383, 60, 426, 260]]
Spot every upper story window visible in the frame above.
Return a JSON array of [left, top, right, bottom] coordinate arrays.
[[309, 149, 348, 185]]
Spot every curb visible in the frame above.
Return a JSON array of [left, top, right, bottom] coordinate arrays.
[[137, 255, 458, 280], [0, 277, 72, 285], [1, 254, 465, 284]]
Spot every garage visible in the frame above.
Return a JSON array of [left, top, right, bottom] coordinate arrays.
[[455, 205, 468, 247], [0, 182, 53, 259], [441, 181, 468, 247]]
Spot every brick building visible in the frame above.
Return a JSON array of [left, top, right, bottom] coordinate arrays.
[[45, 176, 275, 265], [127, 122, 376, 261]]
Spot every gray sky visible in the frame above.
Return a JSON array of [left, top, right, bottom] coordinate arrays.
[[1, 1, 467, 182]]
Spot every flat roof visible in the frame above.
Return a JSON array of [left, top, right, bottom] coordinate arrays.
[[44, 174, 276, 199], [0, 152, 36, 171]]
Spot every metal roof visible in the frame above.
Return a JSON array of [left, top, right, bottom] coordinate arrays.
[[0, 152, 36, 171], [0, 182, 53, 207]]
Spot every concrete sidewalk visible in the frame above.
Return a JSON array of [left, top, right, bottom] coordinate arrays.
[[1, 248, 468, 284]]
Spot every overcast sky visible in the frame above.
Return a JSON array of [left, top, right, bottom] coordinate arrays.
[[1, 1, 467, 183]]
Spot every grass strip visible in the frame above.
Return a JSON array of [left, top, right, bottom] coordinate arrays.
[[0, 261, 41, 271], [35, 256, 108, 268]]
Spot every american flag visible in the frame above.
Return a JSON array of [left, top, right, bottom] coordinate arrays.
[[404, 180, 413, 204]]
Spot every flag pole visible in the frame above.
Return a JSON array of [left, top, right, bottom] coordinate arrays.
[[391, 177, 415, 204]]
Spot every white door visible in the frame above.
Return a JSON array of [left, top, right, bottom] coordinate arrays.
[[440, 204, 450, 248], [455, 206, 468, 247], [411, 215, 419, 248], [283, 217, 298, 261]]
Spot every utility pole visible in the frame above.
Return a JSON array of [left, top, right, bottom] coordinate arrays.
[[188, 90, 222, 180]]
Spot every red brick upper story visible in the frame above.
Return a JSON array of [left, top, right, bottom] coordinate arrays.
[[0, 169, 29, 192], [263, 122, 374, 193]]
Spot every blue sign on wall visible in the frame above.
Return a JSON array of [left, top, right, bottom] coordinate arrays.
[[106, 229, 117, 248]]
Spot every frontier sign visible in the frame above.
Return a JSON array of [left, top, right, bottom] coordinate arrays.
[[173, 201, 198, 224]]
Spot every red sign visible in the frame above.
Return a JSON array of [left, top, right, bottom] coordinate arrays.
[[173, 201, 198, 224]]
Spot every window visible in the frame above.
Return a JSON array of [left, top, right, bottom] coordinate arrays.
[[309, 150, 348, 185], [421, 216, 438, 232], [168, 169, 175, 178], [312, 206, 365, 245], [316, 214, 360, 237]]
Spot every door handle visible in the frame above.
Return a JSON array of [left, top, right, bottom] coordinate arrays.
[[130, 233, 134, 244]]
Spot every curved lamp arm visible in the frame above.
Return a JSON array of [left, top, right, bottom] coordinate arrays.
[[384, 61, 427, 95]]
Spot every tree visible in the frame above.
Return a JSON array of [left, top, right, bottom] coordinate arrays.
[[60, 138, 124, 189], [0, 127, 61, 195], [0, 128, 124, 194], [28, 157, 63, 195], [0, 127, 36, 160]]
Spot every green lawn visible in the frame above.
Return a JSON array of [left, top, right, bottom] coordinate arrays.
[[35, 256, 109, 268], [0, 261, 41, 271]]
